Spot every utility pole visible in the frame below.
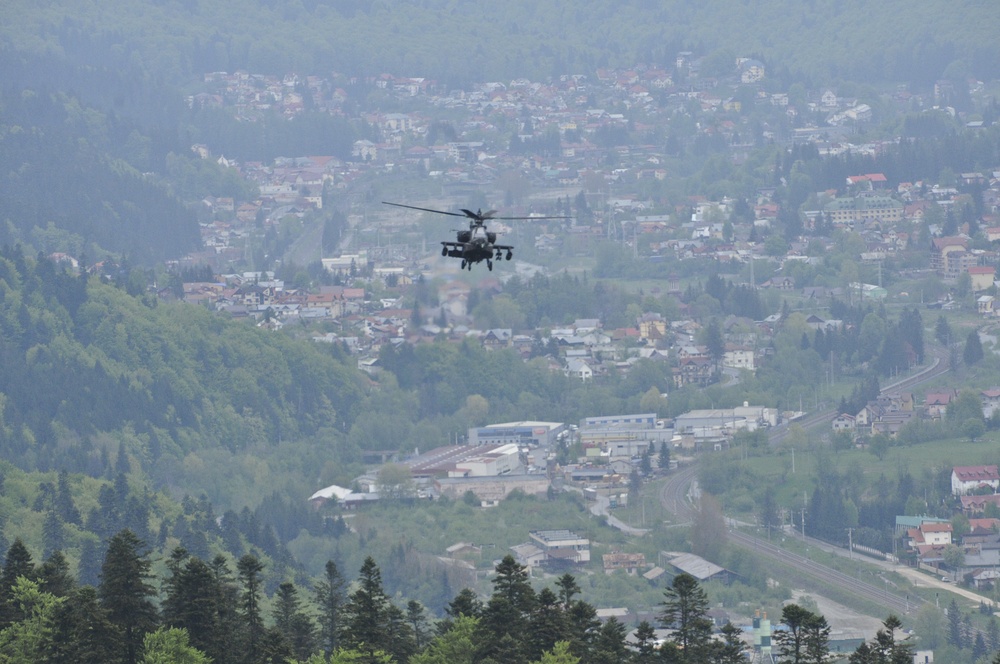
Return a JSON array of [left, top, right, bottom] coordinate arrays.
[[800, 507, 806, 538], [848, 528, 854, 559]]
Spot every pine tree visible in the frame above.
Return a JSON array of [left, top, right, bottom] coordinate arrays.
[[208, 555, 241, 664], [314, 559, 346, 655], [851, 615, 913, 664], [406, 600, 429, 651], [632, 620, 659, 663], [446, 588, 483, 620], [659, 572, 713, 663], [563, 597, 600, 660], [236, 554, 265, 664], [948, 599, 963, 648], [716, 621, 747, 663], [162, 548, 226, 663], [49, 586, 120, 664], [0, 538, 36, 628], [341, 556, 394, 661], [527, 587, 568, 661], [38, 550, 74, 598], [657, 441, 671, 472], [271, 580, 316, 659], [55, 470, 81, 526], [774, 603, 830, 663], [77, 538, 102, 588], [42, 510, 64, 559], [964, 329, 984, 366], [476, 556, 537, 663], [590, 616, 628, 664], [98, 529, 158, 664]]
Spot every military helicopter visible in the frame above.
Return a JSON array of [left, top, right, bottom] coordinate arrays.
[[382, 201, 568, 271]]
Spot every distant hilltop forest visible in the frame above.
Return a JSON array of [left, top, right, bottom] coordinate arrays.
[[2, 0, 999, 88]]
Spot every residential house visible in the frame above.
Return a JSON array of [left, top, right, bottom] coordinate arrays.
[[982, 388, 1000, 419], [952, 465, 1000, 496], [482, 329, 512, 350], [970, 266, 996, 292], [831, 413, 856, 433], [566, 358, 594, 382], [930, 237, 969, 275], [961, 494, 1000, 515], [672, 357, 714, 388], [925, 390, 957, 419], [907, 522, 953, 548]]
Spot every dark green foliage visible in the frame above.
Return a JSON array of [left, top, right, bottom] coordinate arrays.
[[49, 586, 121, 664], [98, 529, 158, 664], [476, 555, 537, 663], [774, 603, 831, 663], [849, 615, 914, 664], [272, 581, 316, 661], [948, 599, 964, 649], [314, 559, 346, 655], [591, 616, 629, 664], [658, 441, 671, 471], [162, 548, 237, 664], [340, 556, 395, 660], [717, 622, 748, 663], [38, 550, 74, 598], [963, 329, 984, 366], [0, 91, 199, 263], [77, 538, 103, 588], [659, 573, 714, 663], [0, 538, 36, 628], [237, 554, 266, 663], [632, 620, 660, 663]]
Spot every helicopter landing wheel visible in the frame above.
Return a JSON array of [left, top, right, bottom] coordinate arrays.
[[487, 260, 493, 271], [506, 250, 513, 261], [442, 246, 448, 256], [460, 259, 466, 269]]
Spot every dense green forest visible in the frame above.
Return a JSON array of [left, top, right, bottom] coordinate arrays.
[[3, 0, 999, 89]]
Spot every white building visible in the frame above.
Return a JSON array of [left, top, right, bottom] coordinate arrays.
[[529, 529, 591, 564], [449, 444, 520, 477], [952, 465, 1000, 496]]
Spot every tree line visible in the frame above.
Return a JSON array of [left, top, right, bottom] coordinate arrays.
[[0, 531, 930, 664]]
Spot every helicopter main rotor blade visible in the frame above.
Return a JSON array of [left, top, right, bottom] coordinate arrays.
[[382, 201, 467, 218], [487, 215, 573, 220]]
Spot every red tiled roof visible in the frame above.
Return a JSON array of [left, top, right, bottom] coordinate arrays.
[[954, 465, 1000, 482]]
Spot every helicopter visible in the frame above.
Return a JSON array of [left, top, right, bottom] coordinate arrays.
[[382, 201, 568, 270]]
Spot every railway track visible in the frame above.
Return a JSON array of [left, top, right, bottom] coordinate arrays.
[[657, 346, 954, 616], [659, 466, 923, 615]]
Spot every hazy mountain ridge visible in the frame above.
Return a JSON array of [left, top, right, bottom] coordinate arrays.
[[3, 0, 998, 87]]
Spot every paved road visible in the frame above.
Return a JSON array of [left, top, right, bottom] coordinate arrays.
[[588, 493, 651, 536]]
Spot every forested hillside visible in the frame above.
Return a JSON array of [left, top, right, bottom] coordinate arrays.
[[0, 87, 202, 262], [3, 0, 999, 88], [0, 248, 363, 479]]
